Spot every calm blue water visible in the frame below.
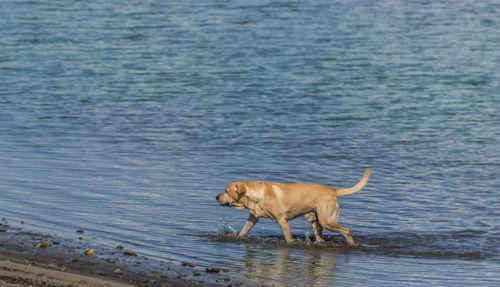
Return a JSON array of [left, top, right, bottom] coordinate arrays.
[[1, 0, 499, 286]]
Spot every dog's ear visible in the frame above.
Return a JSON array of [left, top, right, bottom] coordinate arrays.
[[226, 183, 238, 200], [236, 183, 247, 196], [226, 183, 246, 200]]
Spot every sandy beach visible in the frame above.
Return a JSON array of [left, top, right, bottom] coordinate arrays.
[[0, 258, 138, 287], [0, 219, 237, 287]]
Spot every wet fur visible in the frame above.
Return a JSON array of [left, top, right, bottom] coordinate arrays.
[[216, 169, 370, 245]]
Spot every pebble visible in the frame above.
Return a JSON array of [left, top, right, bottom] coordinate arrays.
[[35, 242, 50, 248], [84, 248, 95, 257], [113, 268, 123, 275], [205, 267, 220, 273], [123, 250, 137, 256], [76, 229, 84, 234], [22, 232, 38, 237], [181, 261, 195, 267], [116, 245, 124, 250]]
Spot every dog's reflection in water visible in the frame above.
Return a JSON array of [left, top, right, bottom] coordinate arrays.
[[240, 242, 343, 287]]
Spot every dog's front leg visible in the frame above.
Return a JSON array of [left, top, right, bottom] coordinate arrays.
[[238, 213, 259, 237], [277, 218, 293, 243]]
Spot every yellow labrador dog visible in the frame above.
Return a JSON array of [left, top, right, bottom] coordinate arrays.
[[216, 168, 370, 245]]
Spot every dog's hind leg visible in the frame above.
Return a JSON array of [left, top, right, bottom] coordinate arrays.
[[311, 221, 326, 243], [317, 200, 356, 246], [327, 224, 355, 246], [304, 212, 325, 243]]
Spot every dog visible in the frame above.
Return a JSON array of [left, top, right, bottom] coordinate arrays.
[[216, 168, 370, 245]]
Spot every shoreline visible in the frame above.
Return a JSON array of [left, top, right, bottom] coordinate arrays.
[[0, 218, 239, 287]]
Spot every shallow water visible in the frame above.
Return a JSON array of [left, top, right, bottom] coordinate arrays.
[[1, 0, 499, 286]]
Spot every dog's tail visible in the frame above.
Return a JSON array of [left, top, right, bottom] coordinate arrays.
[[334, 168, 370, 197]]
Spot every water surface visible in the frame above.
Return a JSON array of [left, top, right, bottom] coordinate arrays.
[[1, 0, 499, 286]]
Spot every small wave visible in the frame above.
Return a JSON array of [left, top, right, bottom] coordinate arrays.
[[351, 231, 495, 260], [192, 229, 497, 260], [202, 229, 356, 249], [450, 229, 487, 238]]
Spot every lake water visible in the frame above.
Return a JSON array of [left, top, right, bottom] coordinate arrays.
[[1, 0, 499, 286]]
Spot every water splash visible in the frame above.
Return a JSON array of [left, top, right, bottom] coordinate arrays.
[[217, 218, 238, 236]]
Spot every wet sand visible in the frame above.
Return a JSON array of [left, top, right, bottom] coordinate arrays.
[[0, 258, 137, 287], [0, 219, 239, 287]]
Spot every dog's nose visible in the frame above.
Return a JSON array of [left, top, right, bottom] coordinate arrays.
[[216, 194, 220, 201]]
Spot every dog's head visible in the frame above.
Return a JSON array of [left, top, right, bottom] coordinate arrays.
[[216, 182, 247, 210]]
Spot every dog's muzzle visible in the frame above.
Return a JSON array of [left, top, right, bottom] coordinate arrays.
[[216, 194, 231, 207]]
